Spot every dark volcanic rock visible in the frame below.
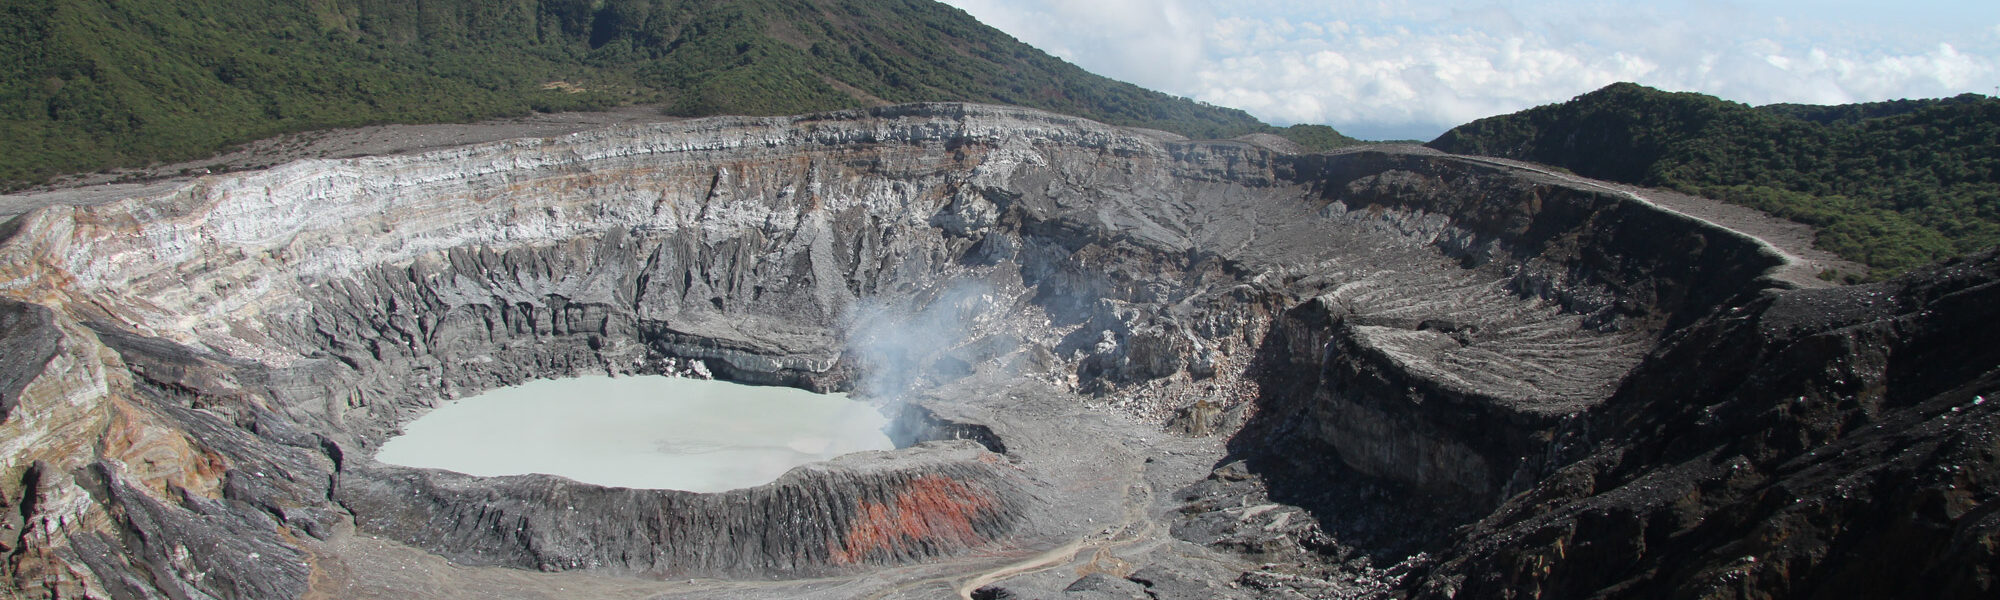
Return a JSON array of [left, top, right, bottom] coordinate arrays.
[[0, 300, 61, 421], [1291, 149, 1783, 330], [337, 440, 1029, 578], [1414, 250, 2000, 599]]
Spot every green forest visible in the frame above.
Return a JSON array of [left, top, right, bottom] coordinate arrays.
[[0, 0, 1355, 189], [1430, 82, 2000, 278]]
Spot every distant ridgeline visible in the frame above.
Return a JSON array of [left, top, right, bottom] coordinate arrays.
[[0, 0, 1355, 188], [1431, 82, 2000, 279]]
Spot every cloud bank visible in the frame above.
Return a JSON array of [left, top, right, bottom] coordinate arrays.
[[940, 0, 2000, 140]]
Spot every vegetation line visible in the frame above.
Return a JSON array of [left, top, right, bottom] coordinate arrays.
[[1431, 82, 2000, 279], [1, 0, 1355, 191]]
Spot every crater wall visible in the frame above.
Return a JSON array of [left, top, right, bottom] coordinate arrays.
[[0, 104, 1793, 598]]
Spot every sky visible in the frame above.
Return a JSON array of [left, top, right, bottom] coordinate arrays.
[[936, 0, 2000, 140]]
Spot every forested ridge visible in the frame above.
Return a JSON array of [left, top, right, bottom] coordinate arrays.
[[1, 0, 1355, 189], [1430, 82, 2000, 278]]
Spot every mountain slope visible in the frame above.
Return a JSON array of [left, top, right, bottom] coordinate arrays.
[[0, 0, 1354, 189], [1430, 83, 2000, 278]]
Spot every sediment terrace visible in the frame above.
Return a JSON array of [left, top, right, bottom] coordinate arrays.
[[0, 103, 1879, 599]]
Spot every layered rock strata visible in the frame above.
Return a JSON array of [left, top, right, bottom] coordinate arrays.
[[1415, 248, 2000, 599], [0, 103, 1800, 598], [1239, 150, 1789, 511]]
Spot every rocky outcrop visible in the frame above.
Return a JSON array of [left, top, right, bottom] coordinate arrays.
[[1413, 249, 2000, 599], [1260, 276, 1641, 511], [1294, 150, 1786, 330], [0, 103, 1855, 598], [1210, 149, 1796, 514], [0, 301, 62, 422]]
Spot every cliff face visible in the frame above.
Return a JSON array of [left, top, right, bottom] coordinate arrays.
[[1238, 151, 1786, 515], [0, 103, 1867, 599], [338, 441, 1030, 578], [1414, 250, 2000, 599]]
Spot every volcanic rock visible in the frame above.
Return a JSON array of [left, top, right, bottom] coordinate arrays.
[[0, 103, 1982, 599]]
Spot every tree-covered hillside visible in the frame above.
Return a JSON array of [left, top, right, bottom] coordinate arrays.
[[1, 0, 1355, 189], [1430, 82, 2000, 278]]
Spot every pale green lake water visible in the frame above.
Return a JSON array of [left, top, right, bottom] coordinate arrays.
[[373, 375, 894, 492]]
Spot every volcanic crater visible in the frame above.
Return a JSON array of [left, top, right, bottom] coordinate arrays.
[[2, 104, 1992, 599]]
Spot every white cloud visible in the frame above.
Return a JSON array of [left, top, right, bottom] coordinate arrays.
[[942, 0, 1212, 91], [939, 1, 2000, 140]]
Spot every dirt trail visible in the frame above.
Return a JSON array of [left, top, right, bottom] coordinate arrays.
[[1448, 153, 1865, 286], [952, 477, 1163, 598]]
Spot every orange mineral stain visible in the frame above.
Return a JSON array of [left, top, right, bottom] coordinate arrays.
[[828, 474, 998, 565]]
